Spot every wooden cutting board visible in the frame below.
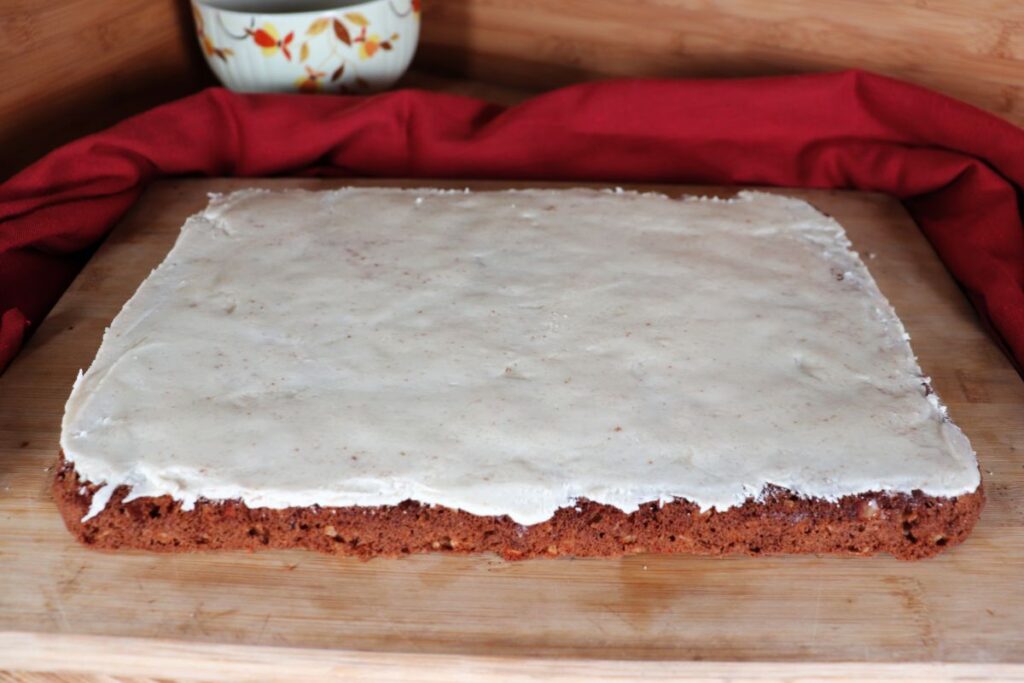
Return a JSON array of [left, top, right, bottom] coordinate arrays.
[[1, 179, 1022, 682]]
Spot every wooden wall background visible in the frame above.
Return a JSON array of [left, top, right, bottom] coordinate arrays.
[[2, 0, 1022, 179], [0, 0, 209, 180], [417, 0, 1024, 123]]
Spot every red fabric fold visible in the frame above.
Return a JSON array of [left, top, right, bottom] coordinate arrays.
[[2, 70, 1023, 373]]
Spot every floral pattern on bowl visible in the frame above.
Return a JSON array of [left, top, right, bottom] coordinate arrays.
[[192, 0, 420, 94]]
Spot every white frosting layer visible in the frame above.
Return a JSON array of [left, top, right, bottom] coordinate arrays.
[[62, 188, 980, 524]]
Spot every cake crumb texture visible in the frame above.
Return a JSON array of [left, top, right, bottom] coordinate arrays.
[[54, 458, 983, 561]]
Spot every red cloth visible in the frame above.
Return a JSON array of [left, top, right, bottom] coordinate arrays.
[[2, 70, 1023, 373]]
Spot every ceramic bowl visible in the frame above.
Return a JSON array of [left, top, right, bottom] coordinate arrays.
[[191, 0, 420, 94]]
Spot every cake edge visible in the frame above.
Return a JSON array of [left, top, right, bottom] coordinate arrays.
[[53, 455, 984, 561]]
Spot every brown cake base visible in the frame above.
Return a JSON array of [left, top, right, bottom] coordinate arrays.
[[53, 457, 984, 560]]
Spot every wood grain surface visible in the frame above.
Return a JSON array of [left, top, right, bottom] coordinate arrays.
[[0, 179, 1022, 681], [0, 0, 210, 179], [417, 0, 1024, 125]]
